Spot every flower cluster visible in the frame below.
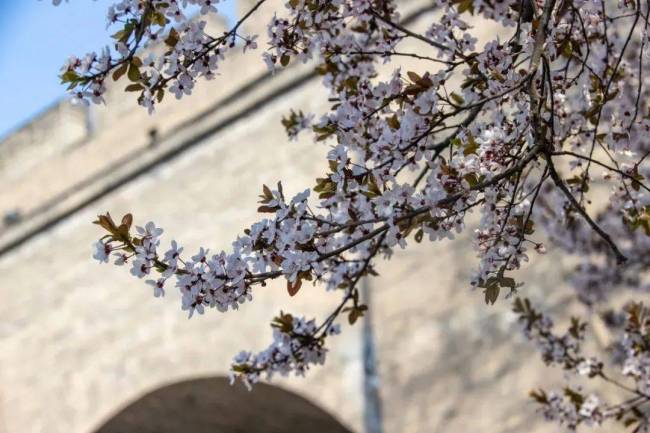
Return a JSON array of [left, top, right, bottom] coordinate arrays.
[[530, 388, 606, 431], [230, 312, 341, 389], [513, 297, 588, 371], [621, 303, 650, 397], [55, 0, 262, 112], [74, 0, 650, 420], [519, 299, 650, 432]]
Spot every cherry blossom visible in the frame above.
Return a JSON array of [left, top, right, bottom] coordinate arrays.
[[55, 0, 650, 427]]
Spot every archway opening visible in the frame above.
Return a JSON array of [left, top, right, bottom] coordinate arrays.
[[92, 377, 353, 433]]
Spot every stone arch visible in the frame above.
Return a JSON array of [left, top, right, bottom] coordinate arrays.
[[91, 376, 354, 433]]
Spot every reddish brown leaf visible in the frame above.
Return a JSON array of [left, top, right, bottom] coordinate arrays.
[[287, 278, 302, 296]]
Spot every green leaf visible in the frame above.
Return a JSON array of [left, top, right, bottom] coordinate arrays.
[[463, 133, 479, 155], [483, 278, 500, 305], [464, 173, 479, 188], [60, 70, 79, 84], [127, 62, 141, 82], [455, 0, 474, 14], [112, 21, 135, 43], [125, 83, 144, 92], [150, 11, 167, 26], [450, 92, 465, 105]]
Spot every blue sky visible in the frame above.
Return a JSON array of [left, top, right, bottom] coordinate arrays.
[[0, 0, 237, 140]]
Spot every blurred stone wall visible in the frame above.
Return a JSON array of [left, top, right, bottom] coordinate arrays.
[[0, 2, 590, 433]]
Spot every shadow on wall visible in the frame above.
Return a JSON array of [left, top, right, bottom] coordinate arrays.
[[91, 377, 353, 433]]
